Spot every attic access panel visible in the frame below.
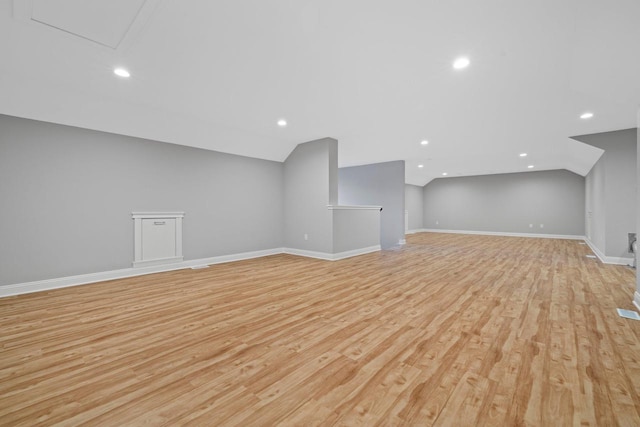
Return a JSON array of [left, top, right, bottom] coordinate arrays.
[[30, 0, 146, 48]]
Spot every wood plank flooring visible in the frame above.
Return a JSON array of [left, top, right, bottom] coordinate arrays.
[[1, 232, 640, 426]]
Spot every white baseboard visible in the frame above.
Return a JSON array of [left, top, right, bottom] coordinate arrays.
[[283, 245, 381, 261], [419, 228, 585, 240], [405, 229, 423, 235], [0, 248, 283, 299], [133, 256, 184, 268], [584, 239, 634, 266], [282, 247, 333, 260], [183, 248, 284, 268], [0, 264, 183, 298], [584, 239, 607, 263], [413, 230, 633, 265], [0, 245, 383, 298], [634, 292, 640, 312], [333, 245, 381, 260]]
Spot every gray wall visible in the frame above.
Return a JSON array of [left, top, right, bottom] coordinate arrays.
[[575, 128, 637, 259], [423, 169, 585, 236], [332, 209, 381, 253], [585, 158, 606, 250], [338, 161, 406, 249], [0, 114, 284, 286], [405, 184, 424, 231], [283, 138, 337, 253]]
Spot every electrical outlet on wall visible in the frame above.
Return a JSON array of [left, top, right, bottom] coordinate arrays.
[[436, 220, 439, 225], [539, 224, 544, 228], [529, 224, 533, 228], [304, 233, 308, 241]]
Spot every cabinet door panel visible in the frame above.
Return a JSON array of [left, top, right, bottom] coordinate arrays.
[[141, 218, 176, 260]]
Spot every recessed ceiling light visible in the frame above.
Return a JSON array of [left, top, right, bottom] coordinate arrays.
[[580, 112, 594, 119], [442, 172, 448, 176], [528, 165, 534, 169], [113, 68, 130, 78], [519, 153, 527, 157], [418, 164, 424, 168], [421, 140, 429, 145], [453, 57, 470, 70], [277, 119, 287, 127]]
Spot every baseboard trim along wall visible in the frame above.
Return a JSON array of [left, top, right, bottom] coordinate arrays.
[[132, 256, 184, 268], [584, 239, 634, 266], [405, 229, 423, 235], [283, 245, 381, 261], [4, 232, 632, 298], [0, 248, 284, 298], [417, 228, 585, 240], [409, 229, 634, 265], [0, 246, 382, 298]]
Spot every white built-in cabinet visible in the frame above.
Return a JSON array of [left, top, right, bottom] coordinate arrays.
[[132, 212, 184, 267]]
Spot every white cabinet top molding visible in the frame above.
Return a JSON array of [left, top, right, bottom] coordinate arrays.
[[132, 212, 185, 219], [327, 205, 382, 210]]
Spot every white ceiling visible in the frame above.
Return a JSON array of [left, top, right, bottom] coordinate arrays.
[[29, 0, 147, 48], [1, 0, 638, 185]]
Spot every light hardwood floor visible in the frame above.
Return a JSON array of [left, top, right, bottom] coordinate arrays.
[[1, 233, 640, 426]]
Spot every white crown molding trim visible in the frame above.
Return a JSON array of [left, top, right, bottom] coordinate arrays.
[[584, 239, 634, 266], [327, 205, 383, 210], [0, 248, 284, 299], [633, 292, 640, 313], [420, 229, 585, 241], [283, 245, 381, 261]]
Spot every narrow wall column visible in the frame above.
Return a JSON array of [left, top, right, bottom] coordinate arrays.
[[635, 108, 640, 309], [283, 138, 337, 253]]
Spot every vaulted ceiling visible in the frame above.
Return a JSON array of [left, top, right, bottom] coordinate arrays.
[[1, 0, 638, 185]]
